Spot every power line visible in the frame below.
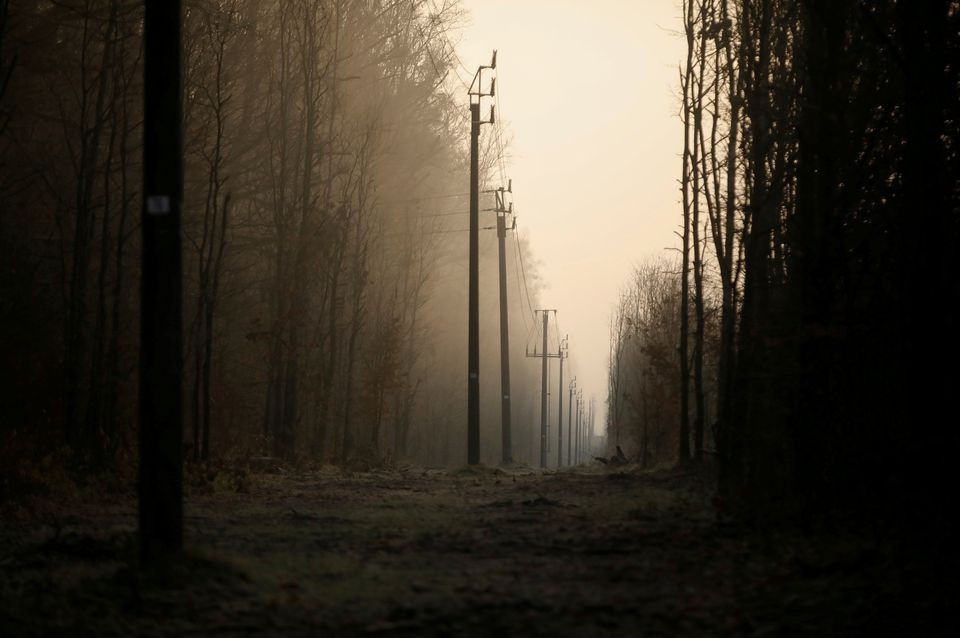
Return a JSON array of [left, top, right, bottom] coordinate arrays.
[[514, 227, 537, 322], [492, 70, 509, 185], [444, 40, 473, 90], [425, 225, 497, 235], [418, 210, 469, 218], [438, 36, 471, 91], [508, 229, 532, 340], [419, 19, 468, 93], [551, 310, 563, 353], [425, 0, 472, 89], [523, 315, 540, 353], [394, 191, 471, 203]]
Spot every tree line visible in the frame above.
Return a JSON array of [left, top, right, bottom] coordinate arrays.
[[608, 0, 959, 533], [0, 0, 547, 487]]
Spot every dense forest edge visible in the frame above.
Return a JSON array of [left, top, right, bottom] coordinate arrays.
[[606, 0, 959, 548], [1, 0, 551, 491]]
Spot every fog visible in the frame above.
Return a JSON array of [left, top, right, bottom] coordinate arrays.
[[1, 0, 608, 469], [459, 0, 687, 428]]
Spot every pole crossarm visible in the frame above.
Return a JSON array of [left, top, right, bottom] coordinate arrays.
[[525, 351, 564, 359]]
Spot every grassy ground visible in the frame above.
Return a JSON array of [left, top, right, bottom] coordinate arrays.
[[0, 463, 942, 636]]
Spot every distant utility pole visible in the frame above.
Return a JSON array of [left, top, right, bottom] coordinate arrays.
[[538, 310, 550, 469], [574, 392, 580, 464], [486, 181, 514, 465], [140, 0, 184, 564], [584, 398, 589, 462], [576, 390, 583, 464], [587, 398, 594, 462], [591, 399, 597, 460], [526, 309, 559, 468], [581, 393, 587, 463], [567, 377, 575, 466], [466, 51, 496, 465], [557, 336, 567, 467]]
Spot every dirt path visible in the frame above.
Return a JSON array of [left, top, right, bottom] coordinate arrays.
[[0, 465, 929, 636]]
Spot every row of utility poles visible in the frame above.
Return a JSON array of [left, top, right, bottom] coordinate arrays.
[[139, 32, 594, 570], [525, 321, 594, 469], [466, 51, 595, 468]]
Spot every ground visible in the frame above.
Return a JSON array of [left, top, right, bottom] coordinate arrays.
[[0, 463, 946, 636]]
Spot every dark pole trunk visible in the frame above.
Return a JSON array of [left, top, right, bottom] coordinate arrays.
[[467, 101, 480, 465], [497, 213, 512, 464], [567, 384, 573, 466], [140, 0, 183, 564], [538, 310, 549, 468], [557, 348, 563, 467]]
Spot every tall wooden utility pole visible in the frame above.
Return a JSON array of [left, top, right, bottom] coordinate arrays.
[[557, 336, 567, 467], [526, 309, 558, 468], [538, 310, 549, 468], [587, 398, 594, 462], [581, 393, 587, 463], [582, 393, 588, 463], [467, 98, 480, 465], [466, 51, 496, 465], [140, 0, 184, 564], [567, 377, 575, 466], [494, 183, 514, 465], [574, 393, 580, 464]]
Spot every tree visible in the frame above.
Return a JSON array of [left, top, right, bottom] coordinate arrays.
[[183, 1, 240, 461]]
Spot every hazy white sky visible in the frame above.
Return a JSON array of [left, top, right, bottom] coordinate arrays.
[[457, 0, 686, 433]]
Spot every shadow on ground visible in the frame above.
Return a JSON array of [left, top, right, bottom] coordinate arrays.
[[0, 464, 945, 636]]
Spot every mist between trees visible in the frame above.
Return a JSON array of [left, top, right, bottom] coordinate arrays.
[[0, 0, 549, 482], [606, 0, 959, 534]]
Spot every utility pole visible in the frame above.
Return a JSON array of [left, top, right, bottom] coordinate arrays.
[[587, 398, 594, 462], [538, 310, 549, 468], [576, 390, 583, 464], [557, 336, 567, 467], [466, 51, 496, 465], [574, 392, 580, 464], [487, 181, 514, 465], [582, 392, 588, 463], [567, 377, 575, 466], [526, 309, 560, 468], [591, 399, 597, 460], [582, 393, 587, 463], [140, 0, 183, 564]]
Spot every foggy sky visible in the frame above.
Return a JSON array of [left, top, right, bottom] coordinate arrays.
[[457, 0, 686, 434]]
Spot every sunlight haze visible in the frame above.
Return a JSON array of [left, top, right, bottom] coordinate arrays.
[[457, 0, 687, 431]]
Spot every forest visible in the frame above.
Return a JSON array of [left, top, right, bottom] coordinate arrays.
[[0, 0, 550, 478], [607, 0, 959, 533], [2, 0, 958, 635]]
